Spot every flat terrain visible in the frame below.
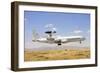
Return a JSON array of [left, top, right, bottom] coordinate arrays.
[[24, 48, 90, 61]]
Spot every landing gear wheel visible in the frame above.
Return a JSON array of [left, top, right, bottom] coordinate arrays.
[[58, 43, 61, 45]]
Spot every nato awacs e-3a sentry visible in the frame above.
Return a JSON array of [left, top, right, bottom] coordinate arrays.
[[32, 24, 85, 46]]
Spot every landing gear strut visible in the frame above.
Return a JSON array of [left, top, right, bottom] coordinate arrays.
[[80, 41, 81, 44], [58, 40, 61, 46]]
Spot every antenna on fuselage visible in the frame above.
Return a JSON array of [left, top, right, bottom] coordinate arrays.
[[45, 24, 56, 38]]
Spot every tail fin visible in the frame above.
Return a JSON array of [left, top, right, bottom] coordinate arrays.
[[32, 29, 39, 41]]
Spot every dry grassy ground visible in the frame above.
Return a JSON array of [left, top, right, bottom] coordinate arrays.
[[24, 48, 90, 61]]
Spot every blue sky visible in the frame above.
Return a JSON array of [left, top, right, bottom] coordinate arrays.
[[24, 11, 90, 49]]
